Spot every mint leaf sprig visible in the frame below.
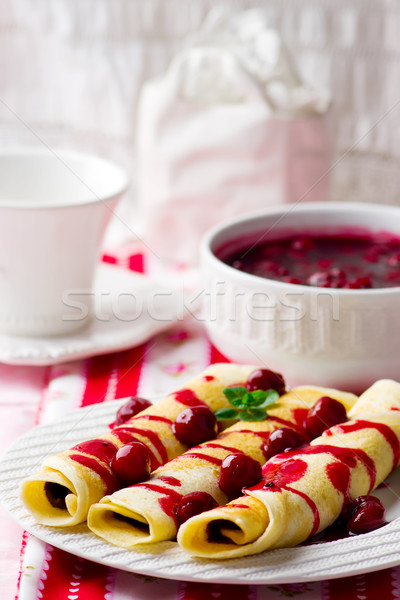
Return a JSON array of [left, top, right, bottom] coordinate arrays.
[[215, 386, 279, 422]]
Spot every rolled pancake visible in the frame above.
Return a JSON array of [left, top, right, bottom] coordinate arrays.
[[348, 379, 400, 417], [178, 380, 400, 559], [21, 363, 255, 526], [87, 385, 356, 546]]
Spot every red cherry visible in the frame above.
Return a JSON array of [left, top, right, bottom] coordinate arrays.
[[387, 252, 400, 267], [290, 237, 314, 251], [330, 267, 345, 278], [218, 453, 262, 498], [172, 406, 217, 446], [355, 276, 373, 288], [364, 246, 382, 263], [307, 271, 331, 287], [246, 369, 286, 395], [113, 396, 152, 427], [303, 396, 347, 438], [307, 269, 347, 288], [176, 492, 218, 526], [111, 441, 151, 484], [281, 276, 302, 285], [344, 276, 373, 289], [263, 427, 308, 460], [341, 495, 373, 521], [346, 496, 385, 534]]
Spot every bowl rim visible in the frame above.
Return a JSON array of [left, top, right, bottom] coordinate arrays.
[[201, 201, 400, 296], [0, 147, 130, 209]]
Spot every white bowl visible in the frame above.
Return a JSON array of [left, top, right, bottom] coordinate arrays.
[[201, 202, 400, 393]]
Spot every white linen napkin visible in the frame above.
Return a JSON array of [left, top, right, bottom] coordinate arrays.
[[136, 8, 331, 263]]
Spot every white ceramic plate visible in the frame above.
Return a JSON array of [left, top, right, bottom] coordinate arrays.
[[0, 264, 181, 366], [1, 401, 400, 584]]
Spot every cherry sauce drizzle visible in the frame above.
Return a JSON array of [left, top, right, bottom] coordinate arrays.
[[173, 389, 206, 407], [68, 453, 118, 494], [112, 426, 168, 465]]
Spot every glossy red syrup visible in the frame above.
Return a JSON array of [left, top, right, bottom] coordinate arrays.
[[326, 461, 351, 496], [73, 439, 118, 462], [203, 375, 215, 382], [132, 415, 172, 425], [159, 497, 180, 521], [220, 428, 270, 442], [222, 424, 305, 461], [333, 420, 400, 469], [110, 429, 140, 445], [174, 389, 206, 407], [181, 451, 223, 466], [176, 492, 218, 525], [377, 481, 390, 489], [135, 482, 181, 498], [281, 444, 376, 492], [221, 231, 400, 289], [248, 437, 382, 538], [70, 440, 119, 493], [113, 418, 172, 468], [115, 417, 172, 467], [136, 482, 183, 522], [112, 426, 168, 466], [157, 476, 181, 487], [262, 458, 308, 487], [69, 453, 118, 493], [292, 408, 310, 429], [289, 488, 321, 537], [241, 430, 272, 460], [249, 458, 321, 537], [266, 416, 310, 438], [202, 442, 245, 454]]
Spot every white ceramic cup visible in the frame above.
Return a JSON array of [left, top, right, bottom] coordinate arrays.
[[0, 147, 129, 337]]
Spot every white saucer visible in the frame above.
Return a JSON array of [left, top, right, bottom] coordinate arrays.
[[0, 264, 182, 366]]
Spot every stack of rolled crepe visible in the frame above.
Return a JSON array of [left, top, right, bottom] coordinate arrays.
[[87, 385, 357, 546], [21, 363, 256, 526], [177, 379, 400, 559]]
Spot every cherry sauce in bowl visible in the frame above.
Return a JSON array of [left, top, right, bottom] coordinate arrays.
[[201, 202, 400, 392], [222, 232, 400, 290]]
